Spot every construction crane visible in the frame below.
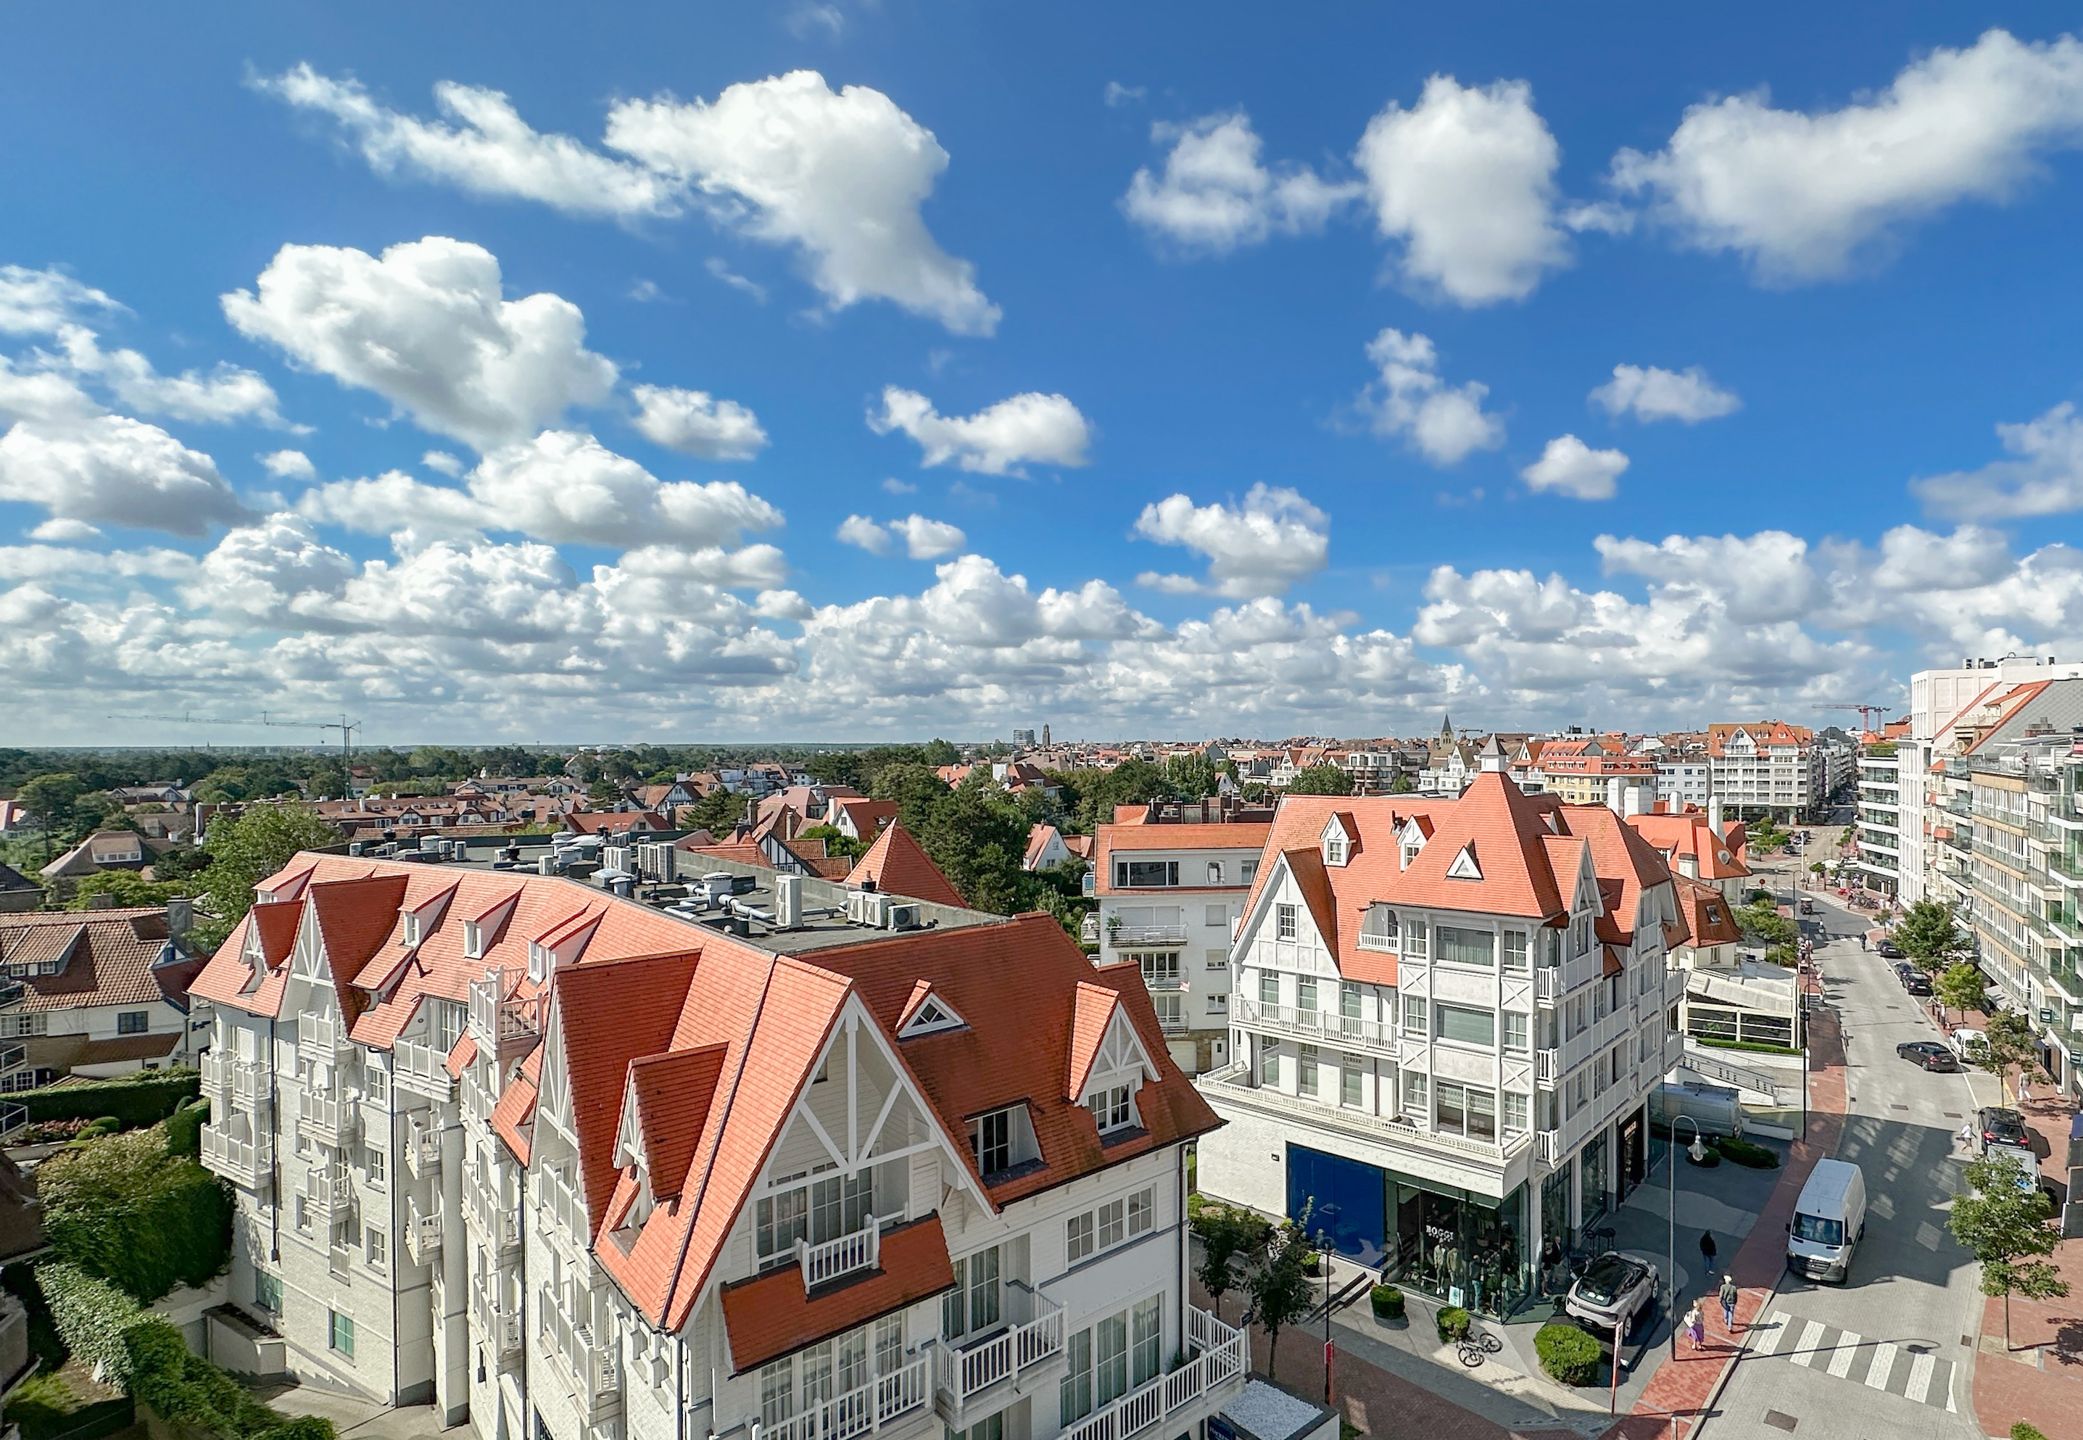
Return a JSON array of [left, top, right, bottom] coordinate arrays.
[[109, 711, 362, 763], [1822, 703, 1890, 733]]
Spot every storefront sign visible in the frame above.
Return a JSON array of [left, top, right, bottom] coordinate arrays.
[[1448, 1286, 1464, 1308]]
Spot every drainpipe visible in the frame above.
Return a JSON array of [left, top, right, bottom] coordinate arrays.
[[268, 1016, 281, 1264]]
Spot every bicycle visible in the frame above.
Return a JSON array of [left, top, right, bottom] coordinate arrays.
[[1456, 1322, 1504, 1368]]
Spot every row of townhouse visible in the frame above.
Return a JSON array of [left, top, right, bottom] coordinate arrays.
[[190, 850, 1248, 1440], [1194, 757, 1690, 1319]]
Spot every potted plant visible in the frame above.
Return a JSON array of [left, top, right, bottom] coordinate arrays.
[[1369, 1284, 1405, 1323], [1436, 1306, 1472, 1344]]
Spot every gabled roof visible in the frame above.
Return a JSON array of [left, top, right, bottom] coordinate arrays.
[[1066, 983, 1124, 1098], [844, 823, 964, 908], [0, 907, 195, 1013], [1674, 875, 1736, 948], [625, 1045, 727, 1202]]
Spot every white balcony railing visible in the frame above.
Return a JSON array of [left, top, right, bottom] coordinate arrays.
[[406, 1201, 442, 1264], [1198, 1066, 1531, 1165], [537, 1164, 591, 1253], [767, 1352, 930, 1440], [468, 971, 544, 1056], [200, 1125, 271, 1191], [298, 1088, 357, 1149], [574, 1326, 622, 1420], [1534, 1048, 1558, 1087], [1061, 1308, 1246, 1440], [304, 1165, 350, 1226], [801, 1217, 880, 1290], [1106, 925, 1187, 948], [934, 1283, 1063, 1406], [393, 1037, 455, 1100], [297, 1013, 341, 1058], [1232, 996, 1398, 1056], [200, 1049, 229, 1100], [1534, 967, 1563, 1004], [405, 1117, 441, 1179]]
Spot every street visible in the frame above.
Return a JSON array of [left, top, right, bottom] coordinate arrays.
[[1702, 897, 1992, 1438]]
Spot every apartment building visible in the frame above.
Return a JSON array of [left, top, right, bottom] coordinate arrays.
[[1852, 743, 1904, 897], [1652, 759, 1711, 811], [1533, 738, 1654, 808], [190, 851, 1247, 1440], [1196, 760, 1689, 1317], [1704, 722, 1836, 821], [1089, 807, 1272, 1076]]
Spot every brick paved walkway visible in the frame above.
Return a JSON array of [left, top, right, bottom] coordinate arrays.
[[1595, 1005, 1848, 1440], [1233, 1306, 1521, 1440], [1968, 1079, 2083, 1439]]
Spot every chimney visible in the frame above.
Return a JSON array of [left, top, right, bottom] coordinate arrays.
[[1605, 776, 1624, 811], [167, 897, 193, 937], [1708, 796, 1723, 832], [1622, 783, 1645, 819]]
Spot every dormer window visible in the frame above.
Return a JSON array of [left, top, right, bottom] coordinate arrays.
[[401, 914, 421, 947], [1325, 836, 1346, 866], [1358, 905, 1398, 952], [1087, 1083, 1135, 1135], [969, 1104, 1038, 1178], [527, 941, 549, 983], [898, 992, 967, 1038], [462, 922, 483, 960]]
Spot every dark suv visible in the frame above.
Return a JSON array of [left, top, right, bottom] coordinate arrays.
[[1978, 1107, 2028, 1152]]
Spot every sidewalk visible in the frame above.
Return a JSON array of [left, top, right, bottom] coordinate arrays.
[[1968, 1076, 2083, 1439], [1595, 1004, 1848, 1439]]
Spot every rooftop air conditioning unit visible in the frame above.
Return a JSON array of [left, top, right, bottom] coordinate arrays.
[[887, 903, 920, 931]]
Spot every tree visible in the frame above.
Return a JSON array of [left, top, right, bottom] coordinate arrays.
[[919, 779, 1032, 915], [1737, 900, 1796, 948], [1949, 1156, 2069, 1347], [683, 787, 750, 839], [920, 738, 961, 767], [193, 805, 343, 952], [1894, 900, 1964, 971], [67, 873, 187, 911], [150, 846, 214, 883], [1936, 963, 1988, 1023], [797, 824, 865, 862], [1969, 1010, 2040, 1102], [1285, 764, 1354, 796], [1192, 1204, 1272, 1325], [870, 764, 954, 837], [1387, 774, 1417, 795], [1246, 1204, 1317, 1381], [1163, 752, 1220, 801], [17, 773, 85, 846]]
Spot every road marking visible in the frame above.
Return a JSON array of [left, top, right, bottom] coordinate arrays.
[[1827, 1337, 1859, 1378], [1863, 1340, 1897, 1391], [1905, 1351, 1934, 1404], [1755, 1311, 1791, 1357], [1790, 1319, 1827, 1367]]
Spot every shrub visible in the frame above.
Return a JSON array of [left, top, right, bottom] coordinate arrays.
[[1436, 1306, 1471, 1343], [2011, 1424, 2049, 1440], [39, 1126, 231, 1301], [163, 1098, 208, 1160], [1535, 1322, 1602, 1386], [38, 1262, 149, 1389], [1685, 1145, 1723, 1168], [1715, 1136, 1781, 1169], [72, 1117, 121, 1143], [15, 1070, 200, 1129], [1369, 1284, 1404, 1320]]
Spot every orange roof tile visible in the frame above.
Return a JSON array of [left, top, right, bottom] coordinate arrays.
[[718, 1214, 955, 1372], [626, 1045, 727, 1201], [843, 823, 964, 908]]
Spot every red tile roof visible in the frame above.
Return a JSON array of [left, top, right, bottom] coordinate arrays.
[[718, 1214, 955, 1372], [625, 1045, 727, 1201], [0, 908, 194, 1013], [843, 824, 965, 908], [1675, 875, 1740, 948]]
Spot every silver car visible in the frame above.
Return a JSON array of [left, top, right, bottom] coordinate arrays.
[[1565, 1251, 1659, 1336]]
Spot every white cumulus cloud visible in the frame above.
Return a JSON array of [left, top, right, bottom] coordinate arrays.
[[1612, 29, 2083, 281], [1914, 403, 2083, 520], [1355, 328, 1504, 466], [222, 236, 618, 450], [51, 325, 297, 430], [0, 415, 248, 536], [605, 72, 1000, 335], [1521, 435, 1628, 500], [869, 386, 1091, 475], [836, 513, 966, 559], [1123, 112, 1359, 253], [1132, 484, 1329, 597], [629, 383, 767, 460], [1590, 363, 1741, 424], [1355, 76, 1569, 305], [0, 265, 121, 336], [260, 449, 317, 481]]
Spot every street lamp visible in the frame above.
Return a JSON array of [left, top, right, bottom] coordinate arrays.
[[1666, 1117, 1706, 1359]]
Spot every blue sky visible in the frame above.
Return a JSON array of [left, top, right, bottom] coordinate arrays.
[[4, 4, 2083, 744]]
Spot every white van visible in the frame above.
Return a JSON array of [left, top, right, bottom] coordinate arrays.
[[1787, 1158, 1867, 1283]]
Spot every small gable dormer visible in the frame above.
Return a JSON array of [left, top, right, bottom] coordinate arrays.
[[1068, 982, 1160, 1139], [399, 881, 457, 948], [1320, 812, 1355, 868], [897, 981, 967, 1039], [1445, 841, 1482, 881], [1397, 816, 1430, 871], [466, 888, 521, 961]]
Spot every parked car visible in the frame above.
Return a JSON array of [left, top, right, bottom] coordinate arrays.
[[1977, 1107, 2029, 1153], [1949, 1027, 1986, 1059], [1895, 1040, 1960, 1072], [1565, 1252, 1659, 1336], [1904, 971, 1933, 997], [1877, 939, 1905, 960]]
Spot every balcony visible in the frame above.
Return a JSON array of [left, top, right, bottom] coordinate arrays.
[[768, 1350, 931, 1440], [1060, 1308, 1246, 1440], [573, 1325, 622, 1423], [934, 1282, 1063, 1424], [1534, 967, 1563, 1004], [298, 1087, 357, 1149], [0, 977, 24, 1011], [536, 1163, 591, 1254], [297, 1013, 342, 1059], [406, 1201, 442, 1265], [393, 1036, 455, 1101], [304, 1165, 350, 1227], [795, 1217, 885, 1290], [468, 971, 544, 1060], [1107, 925, 1187, 949], [467, 1169, 520, 1256], [1198, 1065, 1531, 1168], [200, 1125, 271, 1191], [1534, 1048, 1558, 1087], [405, 1117, 441, 1179], [1231, 996, 1398, 1058]]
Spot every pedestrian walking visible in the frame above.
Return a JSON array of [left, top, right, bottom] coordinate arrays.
[[1684, 1302, 1705, 1352], [1718, 1274, 1739, 1332], [1699, 1229, 1717, 1274], [1958, 1120, 1976, 1153]]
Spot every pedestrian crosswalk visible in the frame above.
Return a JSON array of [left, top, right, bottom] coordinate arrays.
[[1749, 1309, 1957, 1413]]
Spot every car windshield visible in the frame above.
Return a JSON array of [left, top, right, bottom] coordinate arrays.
[[1792, 1213, 1843, 1246], [1578, 1255, 1641, 1305]]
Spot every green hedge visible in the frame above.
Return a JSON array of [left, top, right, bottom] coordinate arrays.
[[1696, 1036, 1802, 1057], [163, 1098, 208, 1160], [1714, 1136, 1782, 1169], [2012, 1424, 2049, 1440], [1436, 1305, 1471, 1343], [1535, 1322, 1602, 1385], [38, 1262, 331, 1440], [1369, 1284, 1405, 1320], [15, 1069, 200, 1128], [39, 1126, 230, 1302]]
